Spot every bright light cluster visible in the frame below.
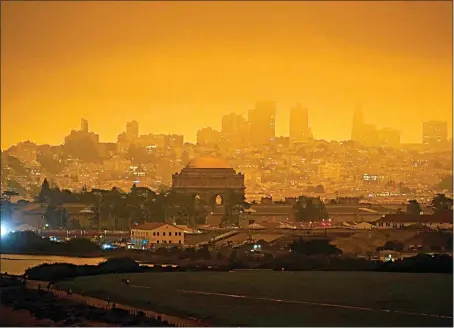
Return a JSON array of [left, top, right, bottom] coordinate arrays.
[[1, 223, 9, 237]]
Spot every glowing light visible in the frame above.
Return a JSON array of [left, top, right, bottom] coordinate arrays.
[[1, 223, 9, 237]]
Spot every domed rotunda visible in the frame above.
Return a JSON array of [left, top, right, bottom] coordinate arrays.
[[171, 156, 245, 205]]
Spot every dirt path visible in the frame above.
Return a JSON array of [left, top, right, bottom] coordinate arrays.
[[26, 279, 206, 327]]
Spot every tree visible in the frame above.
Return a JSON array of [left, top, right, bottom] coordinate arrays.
[[431, 194, 453, 213], [406, 200, 421, 216], [377, 240, 404, 252], [290, 238, 342, 256], [44, 205, 69, 229], [293, 196, 329, 222], [37, 178, 51, 203], [438, 175, 453, 192], [67, 218, 82, 230]]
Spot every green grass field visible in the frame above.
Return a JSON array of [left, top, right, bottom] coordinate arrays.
[[57, 271, 453, 326]]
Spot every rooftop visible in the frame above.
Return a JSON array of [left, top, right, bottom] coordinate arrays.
[[186, 156, 231, 169]]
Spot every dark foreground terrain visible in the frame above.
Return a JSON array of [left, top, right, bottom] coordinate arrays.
[[57, 271, 453, 327], [0, 277, 175, 326]]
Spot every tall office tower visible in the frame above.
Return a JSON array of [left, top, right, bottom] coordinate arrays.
[[362, 124, 378, 147], [289, 104, 310, 144], [377, 128, 401, 148], [351, 105, 364, 143], [248, 101, 276, 146], [422, 121, 448, 145], [81, 118, 89, 133], [126, 120, 139, 141], [197, 127, 221, 147], [221, 113, 249, 148]]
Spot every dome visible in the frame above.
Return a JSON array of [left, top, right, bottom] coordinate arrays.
[[186, 156, 231, 169]]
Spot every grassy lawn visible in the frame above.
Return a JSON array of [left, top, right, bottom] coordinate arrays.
[[57, 271, 453, 327]]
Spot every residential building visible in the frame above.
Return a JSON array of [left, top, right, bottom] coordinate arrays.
[[130, 223, 185, 248], [422, 121, 448, 145], [197, 127, 221, 147], [318, 163, 342, 181]]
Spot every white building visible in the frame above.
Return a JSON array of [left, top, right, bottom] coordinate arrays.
[[131, 223, 185, 249]]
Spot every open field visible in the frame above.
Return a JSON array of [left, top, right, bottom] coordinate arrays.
[[57, 271, 453, 327]]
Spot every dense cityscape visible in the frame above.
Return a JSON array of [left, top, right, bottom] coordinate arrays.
[[1, 104, 452, 203], [1, 1, 452, 327]]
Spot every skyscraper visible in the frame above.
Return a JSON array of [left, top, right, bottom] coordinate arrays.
[[221, 113, 248, 148], [289, 104, 311, 144], [422, 121, 448, 145], [248, 101, 276, 146], [197, 127, 221, 147], [351, 105, 364, 143], [126, 120, 139, 141], [377, 128, 401, 148], [81, 118, 89, 133]]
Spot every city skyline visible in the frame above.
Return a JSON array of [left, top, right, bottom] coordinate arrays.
[[1, 1, 452, 149]]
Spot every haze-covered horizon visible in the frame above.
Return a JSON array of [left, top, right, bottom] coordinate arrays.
[[1, 1, 452, 148]]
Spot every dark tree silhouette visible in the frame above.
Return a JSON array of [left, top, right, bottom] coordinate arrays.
[[406, 200, 421, 216], [376, 240, 404, 252], [37, 178, 51, 203], [290, 238, 342, 256], [438, 175, 453, 192], [431, 194, 453, 213], [293, 196, 329, 222]]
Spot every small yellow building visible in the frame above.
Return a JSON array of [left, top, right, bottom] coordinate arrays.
[[130, 223, 185, 249]]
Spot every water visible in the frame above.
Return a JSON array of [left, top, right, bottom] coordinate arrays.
[[0, 254, 107, 275]]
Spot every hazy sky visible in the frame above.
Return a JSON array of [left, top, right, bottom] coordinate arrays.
[[1, 1, 452, 149]]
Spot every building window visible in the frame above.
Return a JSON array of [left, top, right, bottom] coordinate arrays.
[[178, 240, 182, 244], [163, 240, 166, 243], [157, 240, 160, 243], [163, 232, 166, 236], [156, 232, 160, 236], [169, 240, 171, 244], [179, 232, 182, 236], [168, 232, 172, 236], [153, 232, 156, 236]]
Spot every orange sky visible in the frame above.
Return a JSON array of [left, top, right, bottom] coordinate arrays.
[[1, 1, 452, 149]]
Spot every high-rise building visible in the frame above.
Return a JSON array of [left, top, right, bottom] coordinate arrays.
[[289, 104, 311, 144], [422, 121, 448, 145], [377, 128, 401, 148], [81, 119, 89, 133], [126, 120, 139, 141], [197, 127, 221, 147], [248, 101, 276, 146], [362, 124, 378, 147], [221, 113, 248, 148], [351, 105, 364, 143]]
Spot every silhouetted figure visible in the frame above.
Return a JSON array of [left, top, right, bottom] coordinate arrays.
[[107, 297, 111, 306]]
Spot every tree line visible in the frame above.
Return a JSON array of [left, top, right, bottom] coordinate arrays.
[[36, 179, 249, 230]]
